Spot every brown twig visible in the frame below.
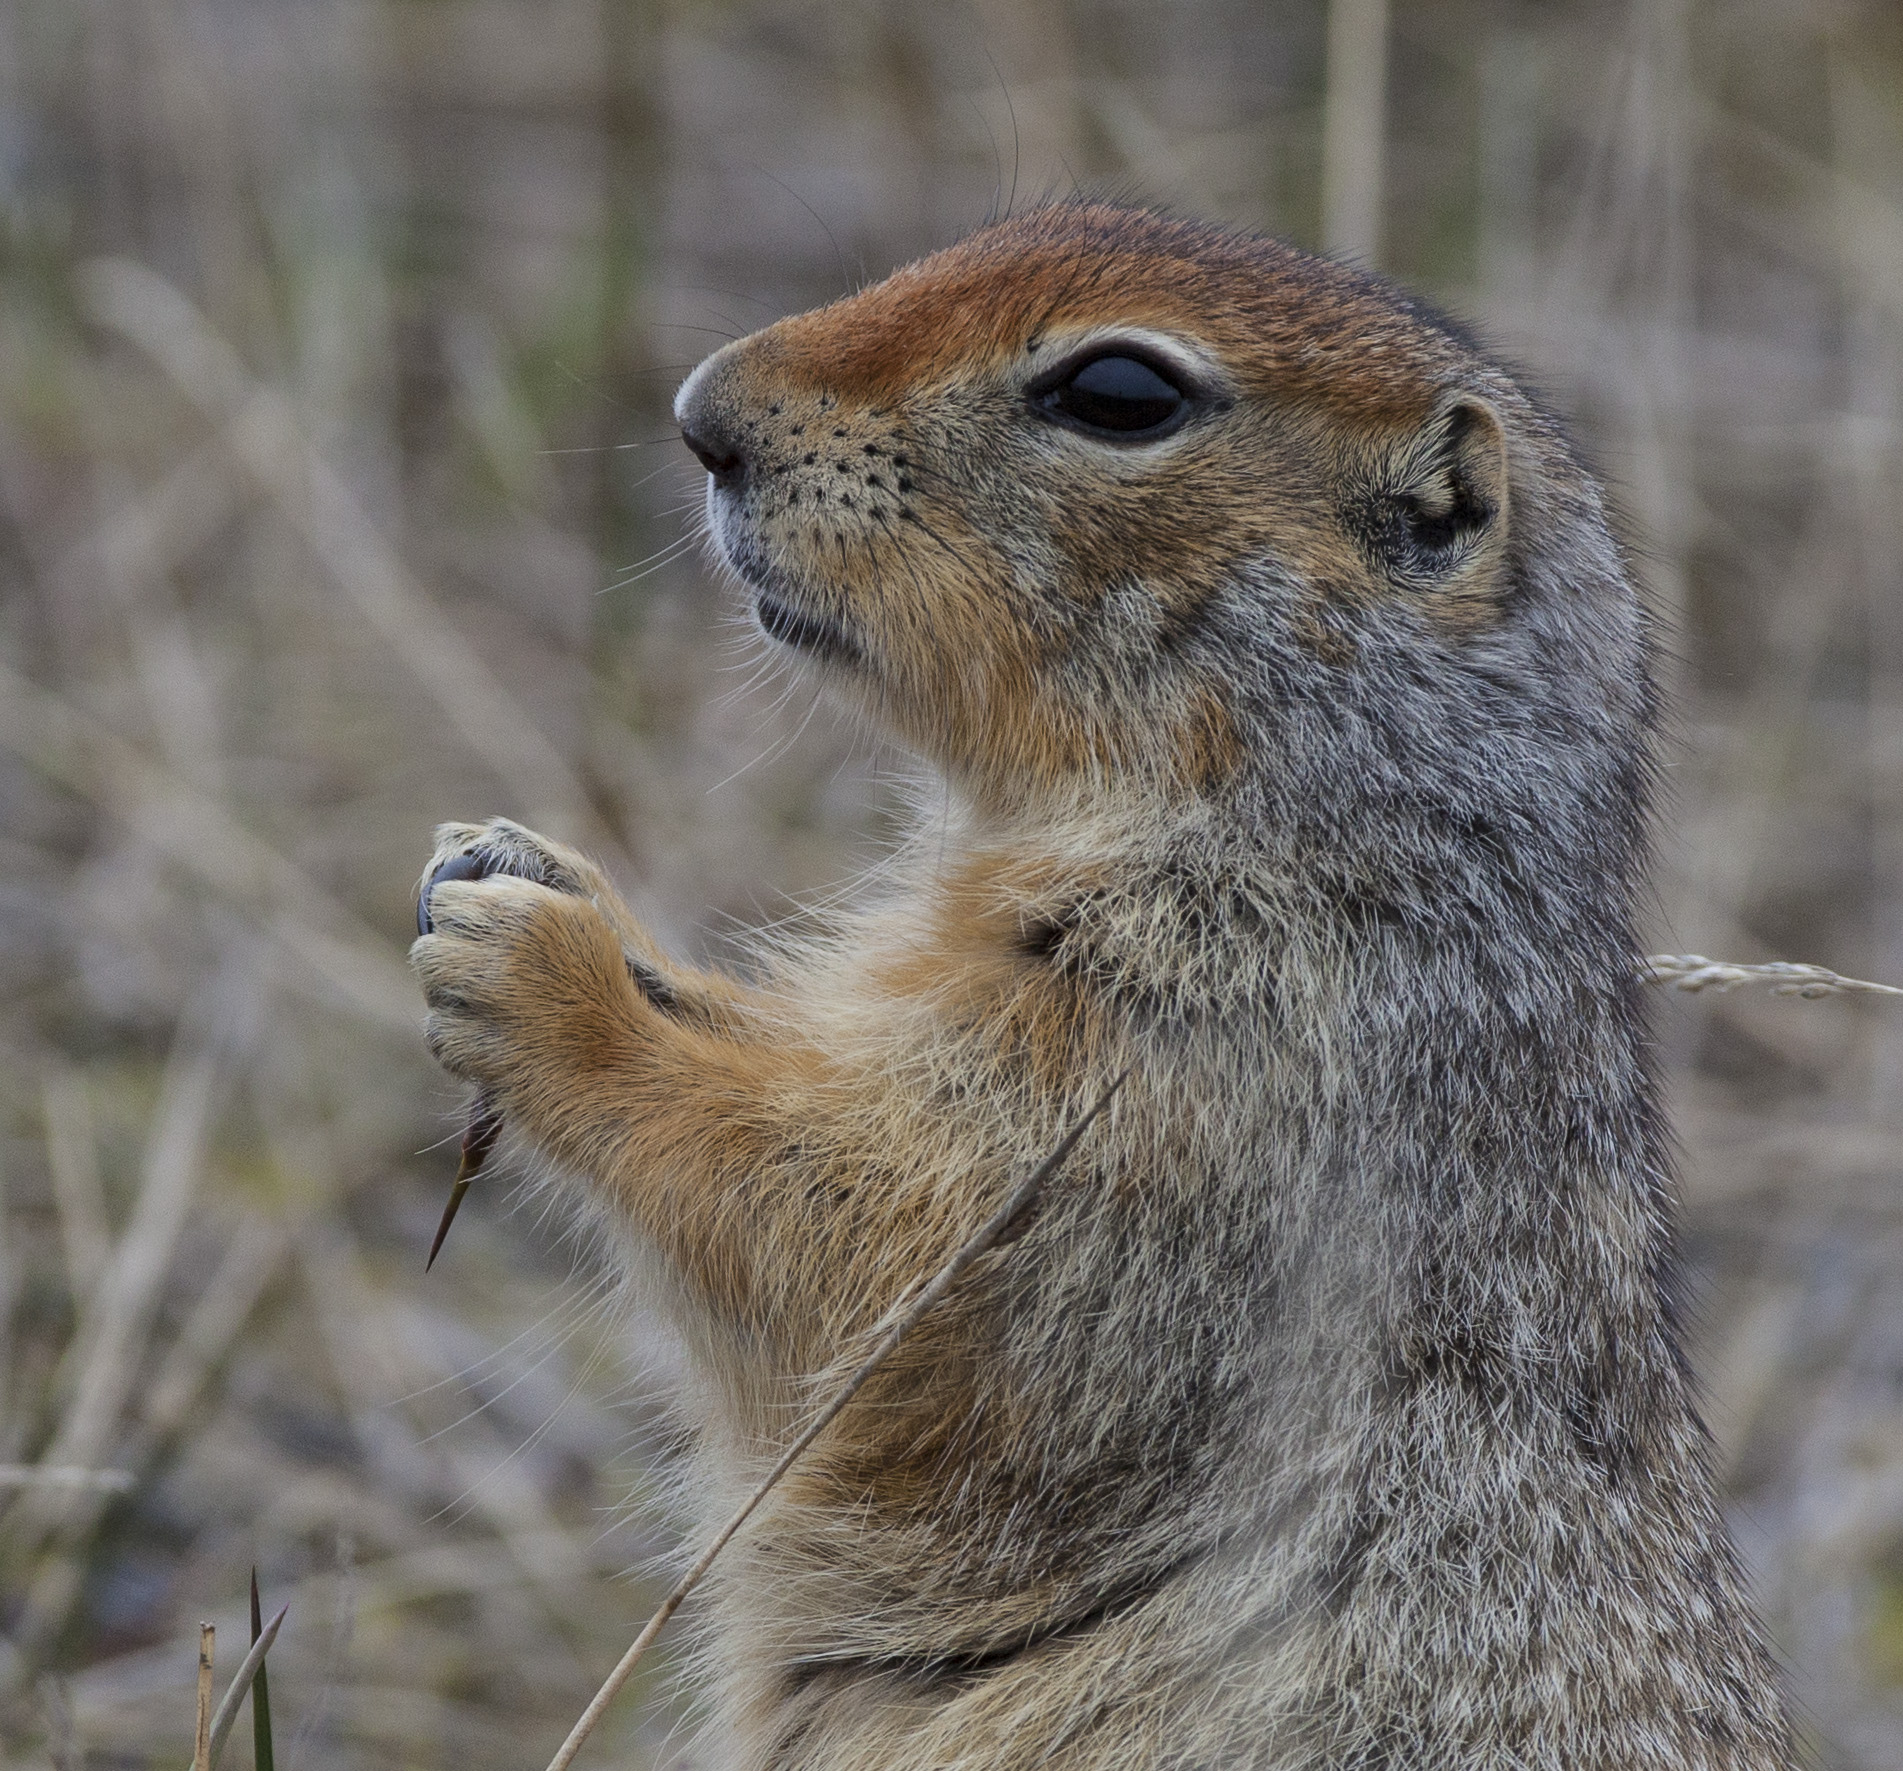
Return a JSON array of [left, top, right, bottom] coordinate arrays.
[[540, 1071, 1128, 1771]]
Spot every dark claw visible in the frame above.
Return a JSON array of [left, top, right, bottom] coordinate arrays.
[[417, 851, 497, 935]]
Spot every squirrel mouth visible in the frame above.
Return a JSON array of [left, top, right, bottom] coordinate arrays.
[[753, 589, 861, 665]]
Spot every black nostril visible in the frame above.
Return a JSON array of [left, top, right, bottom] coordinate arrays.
[[681, 425, 748, 488]]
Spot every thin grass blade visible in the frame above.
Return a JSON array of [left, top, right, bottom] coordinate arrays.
[[189, 1600, 286, 1771], [250, 1570, 276, 1771]]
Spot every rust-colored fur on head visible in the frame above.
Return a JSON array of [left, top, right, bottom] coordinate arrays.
[[413, 205, 1795, 1768], [673, 205, 1543, 811]]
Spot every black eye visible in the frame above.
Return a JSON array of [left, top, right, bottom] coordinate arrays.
[[1037, 353, 1188, 437]]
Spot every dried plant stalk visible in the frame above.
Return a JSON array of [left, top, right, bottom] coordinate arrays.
[[77, 257, 602, 849], [41, 1072, 109, 1310], [542, 1073, 1127, 1771], [0, 657, 415, 1032], [1641, 953, 1903, 998], [196, 1600, 286, 1771], [0, 1466, 133, 1492], [192, 1624, 214, 1771]]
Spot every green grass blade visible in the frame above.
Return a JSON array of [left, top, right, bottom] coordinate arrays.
[[250, 1571, 275, 1771]]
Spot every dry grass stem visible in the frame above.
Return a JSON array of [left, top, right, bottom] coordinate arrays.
[[0, 657, 417, 1032], [36, 1675, 77, 1771], [40, 1073, 111, 1312], [542, 1074, 1126, 1771], [192, 1625, 213, 1771], [137, 1215, 291, 1447], [1321, 0, 1390, 261], [77, 257, 610, 853], [194, 1603, 287, 1771], [0, 1467, 134, 1493], [1641, 954, 1903, 999], [17, 1029, 224, 1539]]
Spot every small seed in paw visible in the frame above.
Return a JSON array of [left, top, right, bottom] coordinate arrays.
[[418, 851, 497, 935]]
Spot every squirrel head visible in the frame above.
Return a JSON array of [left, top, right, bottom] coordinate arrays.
[[677, 204, 1642, 832]]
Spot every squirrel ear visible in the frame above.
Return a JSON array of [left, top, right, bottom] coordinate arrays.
[[1363, 395, 1512, 612]]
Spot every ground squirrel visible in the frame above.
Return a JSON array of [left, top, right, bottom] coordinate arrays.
[[411, 204, 1798, 1769]]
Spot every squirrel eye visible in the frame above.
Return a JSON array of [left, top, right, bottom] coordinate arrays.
[[1038, 353, 1188, 437]]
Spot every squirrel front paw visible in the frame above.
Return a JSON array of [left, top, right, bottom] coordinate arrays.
[[410, 873, 644, 1116], [417, 817, 624, 935]]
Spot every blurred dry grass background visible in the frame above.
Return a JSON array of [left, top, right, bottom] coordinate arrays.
[[2, 0, 1903, 1765]]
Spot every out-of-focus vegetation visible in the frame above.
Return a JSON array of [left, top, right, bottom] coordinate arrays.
[[1, 1, 1902, 1765]]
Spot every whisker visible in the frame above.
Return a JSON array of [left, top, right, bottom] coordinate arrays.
[[601, 532, 705, 592], [662, 283, 781, 315], [650, 321, 743, 343], [535, 435, 685, 457], [624, 460, 700, 496], [415, 1287, 613, 1444], [705, 673, 826, 794]]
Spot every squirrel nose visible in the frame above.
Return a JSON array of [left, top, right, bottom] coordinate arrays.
[[681, 421, 748, 490]]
